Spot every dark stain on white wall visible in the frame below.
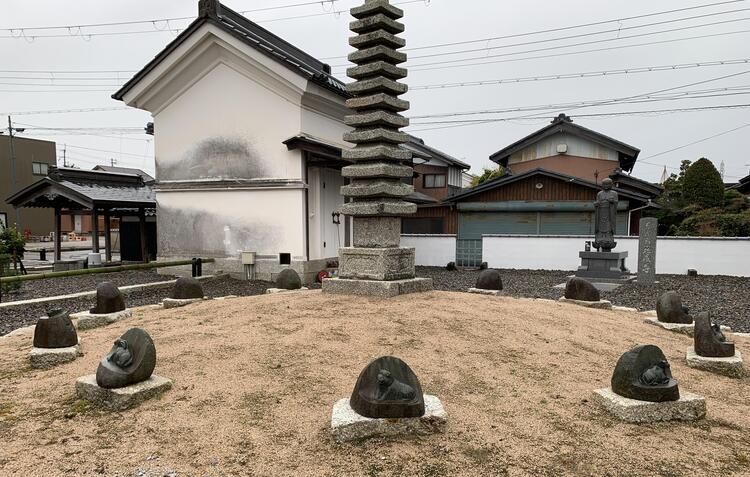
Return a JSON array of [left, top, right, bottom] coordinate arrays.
[[158, 136, 267, 181]]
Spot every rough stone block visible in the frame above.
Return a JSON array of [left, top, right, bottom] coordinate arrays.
[[346, 94, 409, 113], [350, 15, 405, 35], [322, 277, 432, 298], [576, 251, 631, 279], [339, 200, 416, 217], [467, 288, 503, 296], [612, 306, 639, 313], [593, 387, 706, 423], [331, 394, 447, 443], [350, 30, 406, 50], [344, 127, 410, 145], [73, 309, 132, 331], [29, 339, 83, 369], [351, 0, 404, 20], [75, 374, 173, 411], [643, 317, 731, 337], [339, 247, 415, 281], [265, 287, 309, 294], [686, 347, 744, 378], [345, 110, 409, 128], [558, 297, 613, 310], [342, 162, 412, 179], [347, 61, 407, 80], [162, 298, 205, 309], [341, 180, 413, 198], [353, 217, 401, 248]]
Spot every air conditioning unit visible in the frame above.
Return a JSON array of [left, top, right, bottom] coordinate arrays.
[[557, 143, 568, 154]]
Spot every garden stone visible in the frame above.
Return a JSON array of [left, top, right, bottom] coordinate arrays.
[[276, 269, 302, 290], [446, 262, 457, 271], [350, 356, 425, 418], [656, 291, 692, 324], [475, 269, 502, 291], [90, 281, 126, 314], [33, 309, 78, 348], [171, 277, 204, 300], [611, 345, 679, 402], [564, 277, 600, 302], [693, 312, 734, 357], [96, 328, 156, 389]]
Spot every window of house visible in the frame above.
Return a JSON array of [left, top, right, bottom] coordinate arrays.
[[423, 174, 446, 188], [0, 212, 6, 229], [32, 162, 49, 176]]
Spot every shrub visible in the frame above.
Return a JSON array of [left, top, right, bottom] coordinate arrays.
[[682, 158, 724, 208]]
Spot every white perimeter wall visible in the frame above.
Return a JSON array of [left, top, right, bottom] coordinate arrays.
[[482, 235, 750, 277], [401, 234, 456, 267]]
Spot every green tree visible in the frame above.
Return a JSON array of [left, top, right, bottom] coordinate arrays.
[[682, 158, 724, 208], [470, 166, 505, 187]]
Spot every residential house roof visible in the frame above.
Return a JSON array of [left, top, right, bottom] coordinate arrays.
[[92, 165, 155, 183], [489, 114, 641, 172], [406, 135, 471, 170], [609, 169, 663, 198], [730, 173, 750, 194], [6, 167, 155, 210], [112, 0, 346, 101], [443, 167, 653, 204]]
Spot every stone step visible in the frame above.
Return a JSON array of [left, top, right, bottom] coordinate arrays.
[[347, 61, 407, 80], [351, 14, 404, 35], [351, 0, 404, 21], [339, 199, 417, 217], [346, 76, 408, 96], [343, 127, 410, 145], [346, 93, 409, 112], [341, 179, 413, 198], [342, 144, 412, 162], [348, 45, 407, 65], [345, 111, 409, 128], [350, 30, 406, 50], [342, 162, 413, 179]]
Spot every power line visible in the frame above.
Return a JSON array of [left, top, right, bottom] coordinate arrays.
[[0, 106, 130, 115], [410, 59, 750, 90], [60, 144, 152, 158], [640, 121, 750, 160], [407, 29, 750, 73]]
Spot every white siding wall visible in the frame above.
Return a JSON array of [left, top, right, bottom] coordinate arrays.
[[401, 234, 456, 267], [509, 133, 618, 164]]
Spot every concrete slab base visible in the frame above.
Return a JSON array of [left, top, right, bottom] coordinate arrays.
[[331, 394, 447, 443], [558, 297, 613, 310], [555, 281, 623, 292], [612, 306, 639, 313], [265, 287, 309, 294], [643, 317, 731, 337], [29, 339, 83, 369], [686, 347, 744, 378], [593, 387, 706, 423], [75, 374, 173, 411], [162, 298, 205, 309], [73, 309, 132, 330], [467, 288, 503, 296], [322, 277, 433, 298]]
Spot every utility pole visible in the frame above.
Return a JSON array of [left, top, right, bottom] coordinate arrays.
[[62, 144, 67, 167], [110, 158, 117, 167], [7, 115, 21, 231]]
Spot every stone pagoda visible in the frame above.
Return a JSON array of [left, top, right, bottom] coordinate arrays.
[[323, 0, 432, 297]]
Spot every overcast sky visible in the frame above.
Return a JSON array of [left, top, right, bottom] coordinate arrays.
[[2, 0, 749, 182]]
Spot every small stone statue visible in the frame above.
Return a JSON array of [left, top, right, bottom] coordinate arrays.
[[593, 178, 619, 252], [564, 277, 600, 302], [611, 344, 679, 402], [656, 291, 692, 324], [33, 309, 78, 349], [96, 328, 156, 389], [639, 361, 671, 386], [350, 356, 425, 419], [90, 281, 126, 314], [475, 269, 502, 291], [375, 369, 416, 401], [694, 312, 735, 358], [171, 277, 204, 300]]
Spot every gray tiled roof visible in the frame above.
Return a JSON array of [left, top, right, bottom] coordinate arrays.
[[58, 178, 155, 204]]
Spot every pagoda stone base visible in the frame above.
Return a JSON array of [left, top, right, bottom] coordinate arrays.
[[339, 246, 416, 281], [576, 251, 631, 280], [322, 277, 433, 298]]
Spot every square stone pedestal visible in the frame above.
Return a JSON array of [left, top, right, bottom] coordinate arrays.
[[338, 246, 416, 281], [558, 297, 613, 310], [576, 251, 631, 280], [593, 387, 706, 423], [322, 277, 432, 298], [162, 298, 205, 309], [468, 288, 503, 296], [29, 339, 83, 369], [644, 317, 731, 337], [686, 347, 744, 378], [331, 394, 447, 443], [75, 374, 173, 411], [73, 309, 132, 330]]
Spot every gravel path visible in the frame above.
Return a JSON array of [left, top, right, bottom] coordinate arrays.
[[416, 266, 750, 332], [0, 275, 275, 336]]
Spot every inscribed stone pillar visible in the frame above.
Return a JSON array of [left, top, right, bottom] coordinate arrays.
[[322, 0, 432, 297], [638, 217, 658, 284]]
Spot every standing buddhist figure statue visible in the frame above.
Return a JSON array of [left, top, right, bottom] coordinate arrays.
[[593, 178, 618, 252]]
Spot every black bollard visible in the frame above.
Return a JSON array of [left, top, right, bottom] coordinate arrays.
[[39, 248, 47, 261]]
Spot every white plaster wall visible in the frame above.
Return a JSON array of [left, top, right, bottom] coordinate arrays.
[[481, 235, 750, 276], [157, 189, 305, 258], [401, 234, 457, 267], [154, 62, 303, 181], [510, 133, 618, 163]]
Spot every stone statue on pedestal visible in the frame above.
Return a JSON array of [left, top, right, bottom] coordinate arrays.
[[593, 178, 618, 252]]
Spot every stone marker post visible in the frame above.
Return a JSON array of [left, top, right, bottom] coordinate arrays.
[[322, 0, 432, 297], [637, 217, 658, 284]]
